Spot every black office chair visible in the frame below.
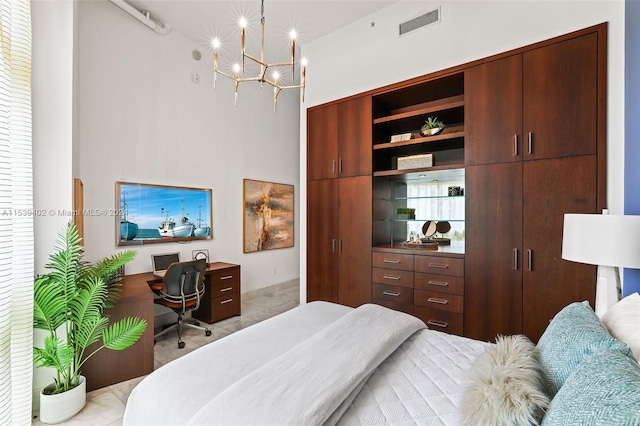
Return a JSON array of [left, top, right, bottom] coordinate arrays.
[[152, 259, 211, 348]]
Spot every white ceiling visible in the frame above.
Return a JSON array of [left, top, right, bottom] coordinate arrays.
[[128, 0, 397, 56]]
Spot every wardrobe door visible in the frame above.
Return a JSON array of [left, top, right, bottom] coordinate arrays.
[[523, 33, 598, 160], [337, 175, 372, 307], [307, 179, 339, 302], [338, 96, 372, 177], [522, 156, 597, 342], [465, 55, 523, 166], [464, 162, 523, 341], [307, 104, 339, 181]]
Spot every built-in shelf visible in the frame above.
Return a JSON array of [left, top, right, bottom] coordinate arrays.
[[373, 95, 465, 124], [374, 124, 465, 149], [380, 195, 464, 201], [373, 164, 464, 179]]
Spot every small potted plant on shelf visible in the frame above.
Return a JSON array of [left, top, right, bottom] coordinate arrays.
[[396, 207, 416, 220], [421, 116, 445, 137], [34, 222, 147, 424]]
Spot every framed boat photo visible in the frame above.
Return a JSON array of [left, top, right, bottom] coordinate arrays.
[[116, 181, 213, 246]]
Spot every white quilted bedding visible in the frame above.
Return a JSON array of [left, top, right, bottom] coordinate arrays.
[[338, 329, 490, 426]]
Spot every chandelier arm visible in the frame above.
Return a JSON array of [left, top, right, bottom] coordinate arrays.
[[267, 61, 295, 68], [243, 53, 266, 67]]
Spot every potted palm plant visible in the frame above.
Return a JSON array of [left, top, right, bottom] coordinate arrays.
[[33, 222, 147, 424]]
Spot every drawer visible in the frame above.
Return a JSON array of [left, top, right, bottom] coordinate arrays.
[[414, 255, 464, 277], [414, 290, 463, 314], [372, 252, 414, 271], [210, 267, 240, 285], [414, 306, 463, 336], [414, 273, 464, 296], [208, 294, 241, 322], [372, 268, 413, 288], [372, 283, 413, 305], [210, 281, 240, 298], [372, 298, 414, 315]]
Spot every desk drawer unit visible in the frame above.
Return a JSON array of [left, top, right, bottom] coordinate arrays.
[[193, 263, 241, 324]]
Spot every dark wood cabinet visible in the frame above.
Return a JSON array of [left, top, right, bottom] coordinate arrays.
[[339, 96, 372, 177], [465, 162, 523, 341], [337, 176, 372, 306], [464, 25, 605, 343], [307, 179, 339, 302], [193, 263, 241, 324], [465, 55, 523, 166], [307, 176, 371, 308], [522, 157, 597, 341], [307, 96, 372, 308], [523, 33, 598, 160], [307, 104, 338, 181]]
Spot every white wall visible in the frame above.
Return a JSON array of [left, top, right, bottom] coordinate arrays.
[[299, 0, 625, 303], [32, 0, 77, 409], [74, 0, 300, 293]]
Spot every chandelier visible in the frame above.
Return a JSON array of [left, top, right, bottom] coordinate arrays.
[[211, 0, 307, 112]]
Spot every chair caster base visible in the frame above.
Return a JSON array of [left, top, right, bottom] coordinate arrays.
[[178, 341, 185, 349], [205, 329, 212, 337]]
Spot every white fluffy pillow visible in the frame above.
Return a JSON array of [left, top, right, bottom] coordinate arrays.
[[601, 292, 640, 361], [460, 335, 549, 426]]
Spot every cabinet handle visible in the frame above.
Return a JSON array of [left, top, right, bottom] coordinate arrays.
[[513, 248, 519, 271], [427, 297, 448, 305], [382, 291, 401, 297], [427, 280, 449, 287], [220, 275, 233, 280], [427, 320, 448, 328], [514, 134, 518, 156], [428, 263, 448, 269], [332, 239, 336, 254], [383, 259, 400, 264], [220, 298, 233, 304], [331, 159, 336, 175], [338, 158, 343, 174], [528, 132, 533, 154], [383, 275, 401, 280], [527, 249, 533, 271], [220, 287, 233, 292], [339, 239, 343, 253]]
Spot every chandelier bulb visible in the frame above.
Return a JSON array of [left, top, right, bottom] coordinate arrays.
[[239, 17, 247, 28]]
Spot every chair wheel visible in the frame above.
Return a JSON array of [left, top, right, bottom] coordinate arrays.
[[178, 341, 185, 349], [193, 321, 200, 326], [205, 329, 212, 337]]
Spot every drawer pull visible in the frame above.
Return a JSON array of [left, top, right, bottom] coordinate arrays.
[[427, 320, 449, 328], [427, 297, 448, 305], [220, 287, 233, 292], [383, 275, 401, 280], [383, 259, 401, 264], [220, 275, 234, 280], [427, 263, 448, 269], [220, 298, 234, 304], [427, 280, 449, 287], [382, 291, 401, 297]]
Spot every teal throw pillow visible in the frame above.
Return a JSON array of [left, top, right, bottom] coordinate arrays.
[[541, 348, 640, 425], [534, 301, 630, 398]]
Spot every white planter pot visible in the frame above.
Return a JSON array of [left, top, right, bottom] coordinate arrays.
[[39, 376, 87, 424]]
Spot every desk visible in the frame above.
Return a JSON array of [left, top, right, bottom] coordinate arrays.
[[81, 262, 241, 392]]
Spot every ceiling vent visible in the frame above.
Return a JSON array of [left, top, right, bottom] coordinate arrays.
[[399, 7, 440, 37]]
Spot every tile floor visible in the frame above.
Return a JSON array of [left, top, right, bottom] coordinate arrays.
[[32, 280, 300, 426]]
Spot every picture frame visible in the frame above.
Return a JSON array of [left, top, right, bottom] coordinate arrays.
[[116, 181, 213, 246], [243, 179, 294, 253]]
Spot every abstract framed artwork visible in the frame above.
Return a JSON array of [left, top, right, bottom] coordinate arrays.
[[116, 181, 212, 246], [243, 179, 294, 253]]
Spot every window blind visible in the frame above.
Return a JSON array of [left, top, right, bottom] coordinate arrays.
[[0, 0, 34, 424]]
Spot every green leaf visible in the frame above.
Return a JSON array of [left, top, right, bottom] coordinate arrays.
[[33, 276, 66, 331], [102, 318, 147, 350]]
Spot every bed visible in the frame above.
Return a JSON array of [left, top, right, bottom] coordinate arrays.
[[124, 295, 640, 426]]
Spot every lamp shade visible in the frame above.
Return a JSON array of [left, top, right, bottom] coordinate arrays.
[[562, 214, 640, 269]]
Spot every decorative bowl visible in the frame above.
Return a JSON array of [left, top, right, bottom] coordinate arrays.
[[421, 127, 444, 137]]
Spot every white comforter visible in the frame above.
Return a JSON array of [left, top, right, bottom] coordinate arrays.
[[124, 302, 489, 426]]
